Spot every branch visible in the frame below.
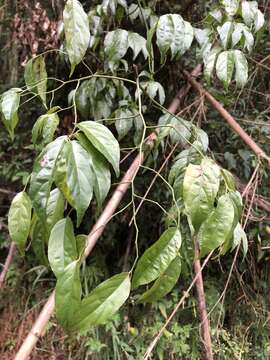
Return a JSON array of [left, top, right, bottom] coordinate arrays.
[[0, 241, 16, 289], [183, 70, 270, 168], [14, 66, 201, 360]]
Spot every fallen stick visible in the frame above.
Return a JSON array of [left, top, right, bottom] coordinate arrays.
[[0, 241, 16, 289], [183, 70, 270, 168], [14, 65, 202, 360]]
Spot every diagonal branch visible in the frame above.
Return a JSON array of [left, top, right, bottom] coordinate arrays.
[[14, 65, 202, 360]]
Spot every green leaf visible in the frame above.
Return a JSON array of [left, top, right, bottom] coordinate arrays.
[[76, 234, 87, 256], [128, 32, 148, 60], [114, 108, 134, 140], [32, 112, 59, 145], [0, 88, 21, 140], [183, 158, 220, 232], [48, 217, 78, 278], [77, 121, 120, 176], [8, 191, 32, 255], [204, 47, 221, 83], [132, 228, 181, 289], [231, 223, 248, 258], [137, 256, 181, 303], [46, 188, 65, 233], [76, 133, 111, 210], [221, 169, 236, 191], [55, 260, 82, 330], [199, 194, 235, 257], [156, 14, 194, 62], [142, 81, 165, 105], [70, 273, 130, 333], [29, 136, 66, 219], [31, 218, 49, 266], [63, 0, 90, 75], [24, 56, 47, 106], [216, 50, 235, 88], [104, 29, 128, 70], [65, 140, 94, 227], [233, 50, 248, 87]]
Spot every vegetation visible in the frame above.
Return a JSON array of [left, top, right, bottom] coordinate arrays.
[[0, 0, 270, 359]]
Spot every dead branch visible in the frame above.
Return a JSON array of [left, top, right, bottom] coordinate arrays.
[[0, 241, 16, 289]]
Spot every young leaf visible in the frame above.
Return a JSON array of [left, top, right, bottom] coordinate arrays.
[[234, 50, 248, 87], [132, 228, 182, 289], [216, 50, 235, 88], [8, 191, 32, 255], [137, 256, 181, 303], [65, 140, 94, 227], [183, 158, 220, 232], [48, 217, 78, 278], [76, 133, 111, 209], [77, 121, 120, 176], [29, 136, 67, 219], [32, 112, 59, 145], [70, 273, 130, 333], [63, 0, 90, 75], [24, 56, 47, 106], [46, 188, 65, 233], [199, 194, 235, 257], [55, 260, 82, 330], [156, 14, 193, 62], [0, 88, 21, 140]]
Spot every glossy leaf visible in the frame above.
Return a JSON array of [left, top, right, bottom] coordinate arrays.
[[241, 1, 264, 32], [234, 50, 248, 87], [29, 136, 66, 219], [216, 50, 235, 88], [24, 56, 47, 106], [70, 273, 130, 333], [48, 217, 78, 278], [0, 88, 21, 140], [55, 260, 82, 329], [65, 140, 94, 226], [77, 121, 120, 176], [183, 158, 220, 232], [156, 14, 194, 62], [217, 21, 233, 49], [8, 191, 32, 255], [199, 194, 235, 257], [137, 256, 181, 303], [76, 133, 111, 210], [32, 112, 59, 145], [204, 47, 221, 83], [63, 0, 90, 75], [132, 228, 181, 289]]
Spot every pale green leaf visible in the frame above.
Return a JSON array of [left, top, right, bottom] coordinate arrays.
[[70, 273, 130, 333], [29, 136, 67, 219], [137, 256, 181, 303], [77, 121, 120, 176], [32, 113, 59, 145], [216, 50, 235, 88], [221, 0, 239, 16], [199, 194, 235, 257], [65, 140, 94, 226], [104, 29, 128, 69], [55, 260, 82, 329], [217, 21, 233, 49], [0, 88, 21, 140], [63, 0, 90, 75], [76, 133, 111, 210], [128, 32, 148, 60], [183, 158, 220, 232], [48, 217, 78, 278], [132, 228, 181, 289], [8, 191, 32, 255], [46, 188, 65, 233], [24, 56, 47, 106], [114, 108, 133, 140], [234, 50, 248, 87]]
